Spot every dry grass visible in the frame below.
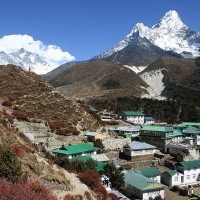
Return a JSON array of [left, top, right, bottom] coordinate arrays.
[[0, 65, 99, 133], [48, 61, 148, 99]]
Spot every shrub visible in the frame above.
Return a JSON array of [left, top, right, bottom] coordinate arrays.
[[63, 194, 83, 200], [72, 130, 80, 136], [2, 99, 12, 107], [109, 193, 118, 200], [63, 195, 75, 200], [11, 144, 24, 158], [31, 144, 39, 152], [0, 180, 57, 200], [79, 171, 101, 190], [103, 79, 120, 89], [84, 191, 92, 200], [12, 110, 29, 121], [0, 146, 22, 182], [2, 110, 14, 124], [97, 185, 108, 200]]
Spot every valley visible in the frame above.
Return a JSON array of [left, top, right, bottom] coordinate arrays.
[[1, 8, 200, 200]]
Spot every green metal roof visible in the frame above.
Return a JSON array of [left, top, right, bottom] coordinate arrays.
[[52, 143, 98, 155], [121, 111, 145, 116], [176, 160, 200, 169], [125, 170, 165, 191], [133, 167, 162, 177], [71, 155, 106, 171], [140, 125, 173, 132], [183, 126, 200, 135], [182, 122, 200, 127], [166, 130, 183, 139], [165, 170, 178, 176]]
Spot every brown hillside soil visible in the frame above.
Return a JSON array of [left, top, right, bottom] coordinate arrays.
[[48, 61, 148, 99], [0, 65, 99, 133]]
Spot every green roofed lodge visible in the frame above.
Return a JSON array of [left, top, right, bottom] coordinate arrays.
[[52, 143, 98, 159]]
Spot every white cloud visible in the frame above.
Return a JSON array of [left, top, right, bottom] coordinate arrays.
[[0, 34, 75, 67]]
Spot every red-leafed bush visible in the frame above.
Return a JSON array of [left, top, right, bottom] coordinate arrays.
[[31, 144, 39, 152], [6, 115, 14, 124], [79, 171, 101, 190], [72, 130, 80, 136], [55, 129, 80, 136], [84, 191, 92, 200], [97, 185, 108, 200], [2, 110, 14, 124], [109, 193, 118, 200], [63, 194, 75, 200], [49, 122, 66, 131], [0, 180, 57, 200], [11, 144, 24, 158], [2, 99, 12, 107], [12, 110, 29, 121]]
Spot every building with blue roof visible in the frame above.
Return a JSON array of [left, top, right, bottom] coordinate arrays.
[[123, 141, 158, 158]]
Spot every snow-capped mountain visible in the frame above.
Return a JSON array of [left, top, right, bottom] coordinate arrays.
[[0, 48, 54, 74], [0, 34, 75, 74], [97, 10, 200, 59]]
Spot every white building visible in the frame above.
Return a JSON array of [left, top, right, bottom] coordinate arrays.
[[123, 141, 157, 158], [125, 170, 165, 200], [183, 126, 200, 145], [52, 143, 98, 159], [108, 125, 140, 138], [162, 160, 200, 186], [120, 111, 145, 124]]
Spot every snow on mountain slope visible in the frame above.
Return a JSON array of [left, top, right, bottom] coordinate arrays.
[[0, 34, 75, 74], [0, 48, 53, 74], [140, 69, 167, 100], [124, 65, 147, 73], [99, 10, 200, 58]]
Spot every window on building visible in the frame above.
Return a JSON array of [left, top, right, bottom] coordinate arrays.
[[187, 175, 190, 180], [193, 174, 196, 179], [174, 177, 178, 182]]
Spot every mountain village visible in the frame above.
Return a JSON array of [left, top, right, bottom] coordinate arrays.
[[2, 96, 200, 199], [1, 8, 200, 200], [50, 108, 200, 200]]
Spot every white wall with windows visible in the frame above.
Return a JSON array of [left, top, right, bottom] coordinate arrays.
[[143, 189, 165, 200], [162, 168, 200, 186], [126, 116, 144, 124]]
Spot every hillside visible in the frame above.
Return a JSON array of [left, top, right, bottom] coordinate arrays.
[[0, 65, 99, 135], [140, 57, 200, 99], [44, 61, 82, 80], [0, 112, 96, 199], [48, 61, 149, 99]]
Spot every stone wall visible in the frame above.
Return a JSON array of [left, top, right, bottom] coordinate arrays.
[[102, 138, 131, 150]]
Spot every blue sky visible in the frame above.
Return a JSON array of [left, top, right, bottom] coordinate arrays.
[[0, 0, 199, 61]]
